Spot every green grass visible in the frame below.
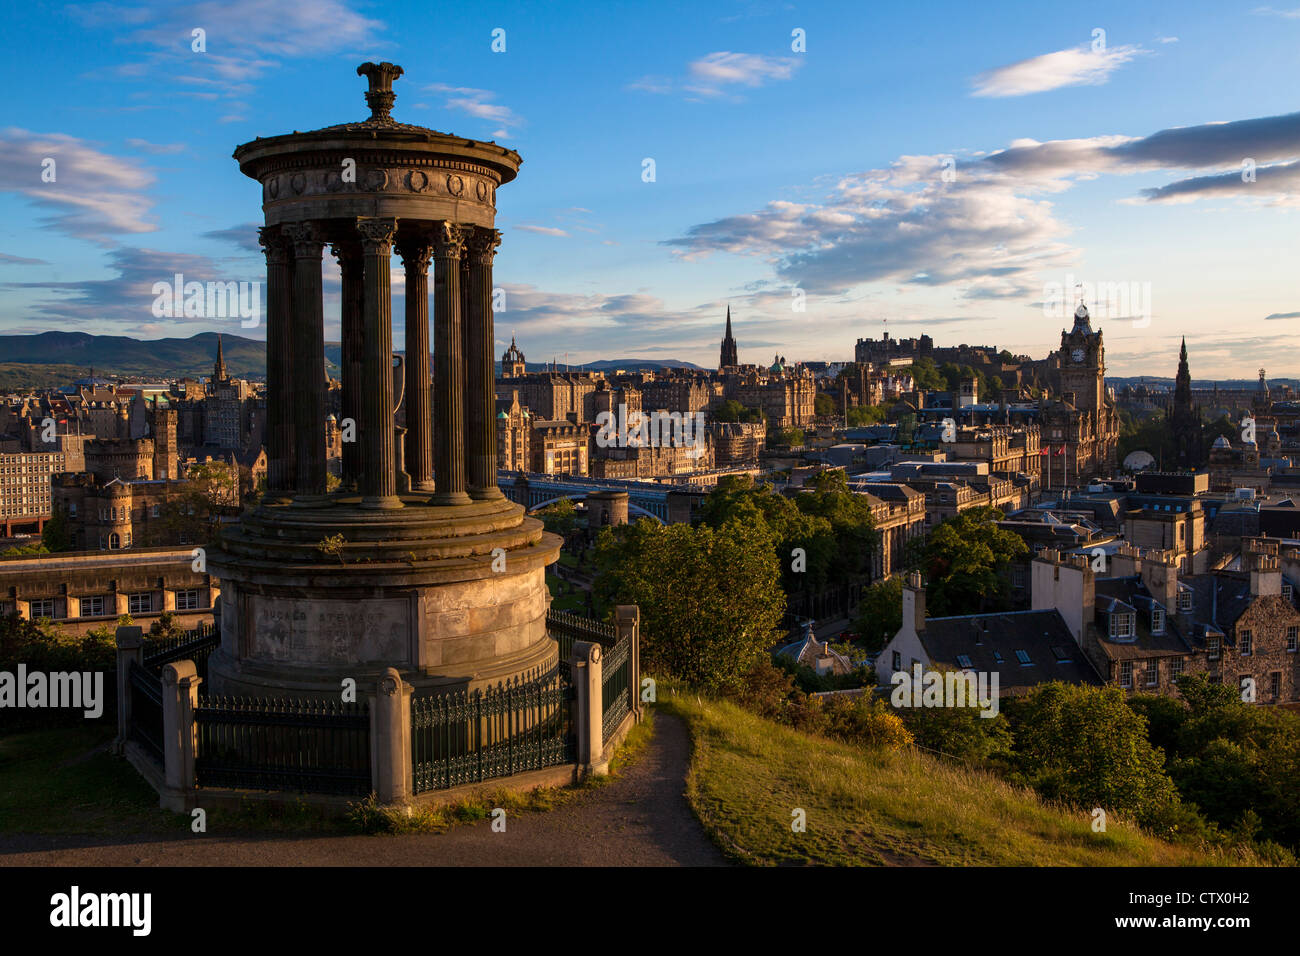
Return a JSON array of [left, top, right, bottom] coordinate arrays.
[[0, 727, 179, 835], [659, 693, 1267, 867], [545, 572, 587, 612]]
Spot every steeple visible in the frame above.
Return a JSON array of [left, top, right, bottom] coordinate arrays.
[[719, 304, 739, 368], [214, 333, 227, 382]]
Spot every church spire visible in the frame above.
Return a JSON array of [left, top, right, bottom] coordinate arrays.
[[719, 304, 738, 368], [214, 333, 227, 381]]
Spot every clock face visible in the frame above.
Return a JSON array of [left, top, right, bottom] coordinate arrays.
[[1071, 348, 1085, 363]]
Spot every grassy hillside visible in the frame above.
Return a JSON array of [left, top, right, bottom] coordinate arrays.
[[659, 693, 1265, 866]]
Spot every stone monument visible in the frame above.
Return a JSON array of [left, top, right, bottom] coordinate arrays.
[[206, 63, 561, 697]]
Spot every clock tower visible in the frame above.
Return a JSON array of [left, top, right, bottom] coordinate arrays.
[[1059, 302, 1104, 413]]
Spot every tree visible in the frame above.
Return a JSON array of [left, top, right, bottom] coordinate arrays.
[[712, 399, 764, 424], [814, 392, 836, 417], [1008, 682, 1180, 826], [854, 576, 903, 652], [777, 427, 804, 448], [41, 506, 72, 552], [845, 404, 887, 427], [536, 496, 578, 536], [592, 516, 784, 692], [915, 506, 1027, 615], [144, 462, 238, 547], [904, 357, 944, 391]]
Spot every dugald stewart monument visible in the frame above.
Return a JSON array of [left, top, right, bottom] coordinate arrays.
[[209, 63, 561, 698]]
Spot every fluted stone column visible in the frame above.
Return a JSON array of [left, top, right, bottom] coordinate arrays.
[[258, 227, 295, 495], [431, 221, 470, 506], [333, 240, 364, 489], [465, 228, 503, 498], [357, 217, 402, 510], [398, 237, 434, 492], [283, 222, 327, 499]]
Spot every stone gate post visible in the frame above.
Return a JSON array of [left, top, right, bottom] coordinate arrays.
[[570, 640, 603, 769], [616, 605, 641, 721], [161, 660, 201, 810], [370, 668, 413, 804], [113, 625, 144, 753]]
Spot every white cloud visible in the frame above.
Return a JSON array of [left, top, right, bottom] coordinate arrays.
[[0, 128, 156, 241], [515, 225, 568, 237], [630, 51, 801, 100], [423, 84, 521, 137], [972, 43, 1147, 98]]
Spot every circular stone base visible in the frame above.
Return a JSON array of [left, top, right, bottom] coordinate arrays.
[[203, 492, 562, 698]]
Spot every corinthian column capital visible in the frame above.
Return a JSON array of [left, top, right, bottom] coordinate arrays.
[[396, 238, 433, 273], [465, 228, 502, 265], [282, 221, 325, 258], [430, 221, 468, 260], [356, 217, 398, 255], [257, 226, 291, 265]]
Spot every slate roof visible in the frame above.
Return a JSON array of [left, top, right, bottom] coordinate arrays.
[[918, 609, 1102, 695], [1092, 577, 1194, 660]]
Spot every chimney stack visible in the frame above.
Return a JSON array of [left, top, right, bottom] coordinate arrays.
[[902, 571, 926, 635]]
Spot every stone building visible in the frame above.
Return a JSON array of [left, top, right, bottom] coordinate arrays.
[[1031, 543, 1300, 705], [496, 389, 531, 472], [530, 419, 589, 475], [500, 336, 527, 378], [708, 420, 765, 464], [0, 546, 218, 635], [1039, 303, 1120, 482]]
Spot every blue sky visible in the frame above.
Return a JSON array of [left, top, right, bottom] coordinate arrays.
[[2, 0, 1299, 378]]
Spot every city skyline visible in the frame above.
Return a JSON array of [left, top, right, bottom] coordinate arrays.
[[1, 1, 1299, 377]]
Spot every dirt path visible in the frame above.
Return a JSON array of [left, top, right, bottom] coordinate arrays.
[[0, 713, 729, 867]]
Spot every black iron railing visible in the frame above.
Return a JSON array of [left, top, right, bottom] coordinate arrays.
[[547, 609, 617, 681], [127, 659, 164, 766], [410, 663, 574, 794], [601, 634, 632, 743], [144, 622, 219, 682], [194, 695, 371, 796]]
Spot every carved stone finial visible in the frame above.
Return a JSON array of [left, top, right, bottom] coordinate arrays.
[[357, 61, 404, 122]]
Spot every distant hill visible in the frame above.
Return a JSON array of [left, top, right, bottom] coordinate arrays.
[[0, 331, 705, 383], [0, 331, 269, 381]]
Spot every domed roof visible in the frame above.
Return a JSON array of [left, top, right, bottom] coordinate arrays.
[[1212, 435, 1232, 449], [497, 410, 508, 419]]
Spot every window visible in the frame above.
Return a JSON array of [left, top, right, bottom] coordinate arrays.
[[29, 598, 56, 618], [109, 532, 120, 550], [1207, 636, 1221, 661], [1109, 612, 1135, 640], [1288, 627, 1298, 652], [1151, 608, 1165, 635], [956, 654, 973, 669], [1120, 660, 1133, 688], [1051, 645, 1072, 662], [1015, 649, 1032, 666], [993, 650, 1004, 664], [1178, 590, 1192, 613], [1170, 658, 1185, 680], [68, 502, 76, 518], [128, 592, 154, 615], [1284, 582, 1294, 601], [79, 596, 105, 617], [175, 589, 201, 611], [151, 504, 161, 518], [1240, 630, 1252, 656], [892, 651, 901, 672], [1270, 672, 1282, 700], [1145, 662, 1158, 687]]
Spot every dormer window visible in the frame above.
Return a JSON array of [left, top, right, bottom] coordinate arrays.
[[1177, 590, 1192, 613], [1151, 608, 1165, 635], [1109, 611, 1135, 640]]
